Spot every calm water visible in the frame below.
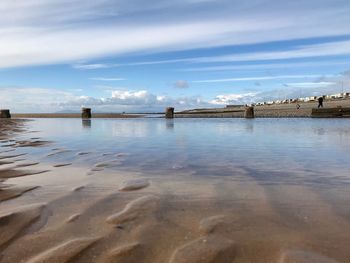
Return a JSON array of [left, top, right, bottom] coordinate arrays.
[[21, 118, 350, 186]]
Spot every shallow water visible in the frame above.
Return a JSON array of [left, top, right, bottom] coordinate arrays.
[[1, 118, 350, 263], [22, 118, 350, 183]]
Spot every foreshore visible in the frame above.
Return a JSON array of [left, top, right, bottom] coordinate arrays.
[[1, 118, 350, 262]]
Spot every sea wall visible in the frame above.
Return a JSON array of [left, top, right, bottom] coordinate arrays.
[[175, 98, 350, 118]]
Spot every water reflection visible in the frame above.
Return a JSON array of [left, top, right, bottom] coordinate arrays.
[[165, 119, 174, 130], [82, 119, 91, 129], [25, 118, 350, 185], [245, 121, 254, 133], [315, 127, 325, 135]]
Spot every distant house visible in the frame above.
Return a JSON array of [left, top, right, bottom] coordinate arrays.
[[309, 96, 317, 101]]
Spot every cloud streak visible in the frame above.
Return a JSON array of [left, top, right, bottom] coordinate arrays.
[[72, 64, 114, 70], [192, 75, 324, 83], [90, 77, 125, 81], [127, 39, 350, 66], [182, 60, 350, 72]]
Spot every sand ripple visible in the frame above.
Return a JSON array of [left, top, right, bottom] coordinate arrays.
[[26, 237, 99, 263], [106, 195, 159, 225], [169, 235, 236, 263], [279, 249, 339, 263], [98, 242, 143, 263], [199, 215, 226, 235], [0, 203, 46, 248], [119, 179, 150, 191]]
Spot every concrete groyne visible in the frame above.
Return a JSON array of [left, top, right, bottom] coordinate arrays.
[[0, 109, 11, 118]]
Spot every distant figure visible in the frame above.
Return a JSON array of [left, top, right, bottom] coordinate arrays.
[[296, 103, 300, 109], [318, 97, 324, 108]]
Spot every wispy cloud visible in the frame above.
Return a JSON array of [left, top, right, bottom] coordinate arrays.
[[182, 60, 350, 72], [190, 40, 350, 63], [128, 40, 350, 66], [192, 75, 324, 83], [284, 82, 335, 88], [72, 64, 114, 70]]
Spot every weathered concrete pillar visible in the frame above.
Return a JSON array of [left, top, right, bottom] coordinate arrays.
[[81, 107, 91, 119], [244, 106, 254, 118], [0, 109, 11, 118], [165, 107, 174, 119]]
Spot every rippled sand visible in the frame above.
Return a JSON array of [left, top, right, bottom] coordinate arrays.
[[0, 119, 350, 263]]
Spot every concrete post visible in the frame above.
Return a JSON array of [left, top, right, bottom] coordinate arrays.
[[0, 109, 11, 118], [165, 107, 174, 119], [244, 106, 254, 118], [81, 107, 91, 119]]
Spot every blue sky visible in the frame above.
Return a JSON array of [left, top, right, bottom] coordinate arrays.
[[0, 0, 350, 112]]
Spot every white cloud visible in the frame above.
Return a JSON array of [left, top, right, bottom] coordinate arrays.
[[72, 63, 114, 70], [57, 89, 211, 112], [210, 92, 257, 105]]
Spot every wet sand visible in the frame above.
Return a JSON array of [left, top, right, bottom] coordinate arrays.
[[1, 119, 350, 263]]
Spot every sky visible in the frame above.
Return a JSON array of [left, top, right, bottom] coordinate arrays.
[[0, 0, 350, 113]]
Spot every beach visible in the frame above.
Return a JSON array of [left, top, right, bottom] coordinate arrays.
[[1, 118, 350, 263]]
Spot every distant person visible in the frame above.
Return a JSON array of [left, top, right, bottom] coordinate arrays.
[[318, 97, 324, 108], [296, 103, 300, 109]]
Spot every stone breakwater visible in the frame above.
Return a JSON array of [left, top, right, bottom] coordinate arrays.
[[175, 98, 350, 118]]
